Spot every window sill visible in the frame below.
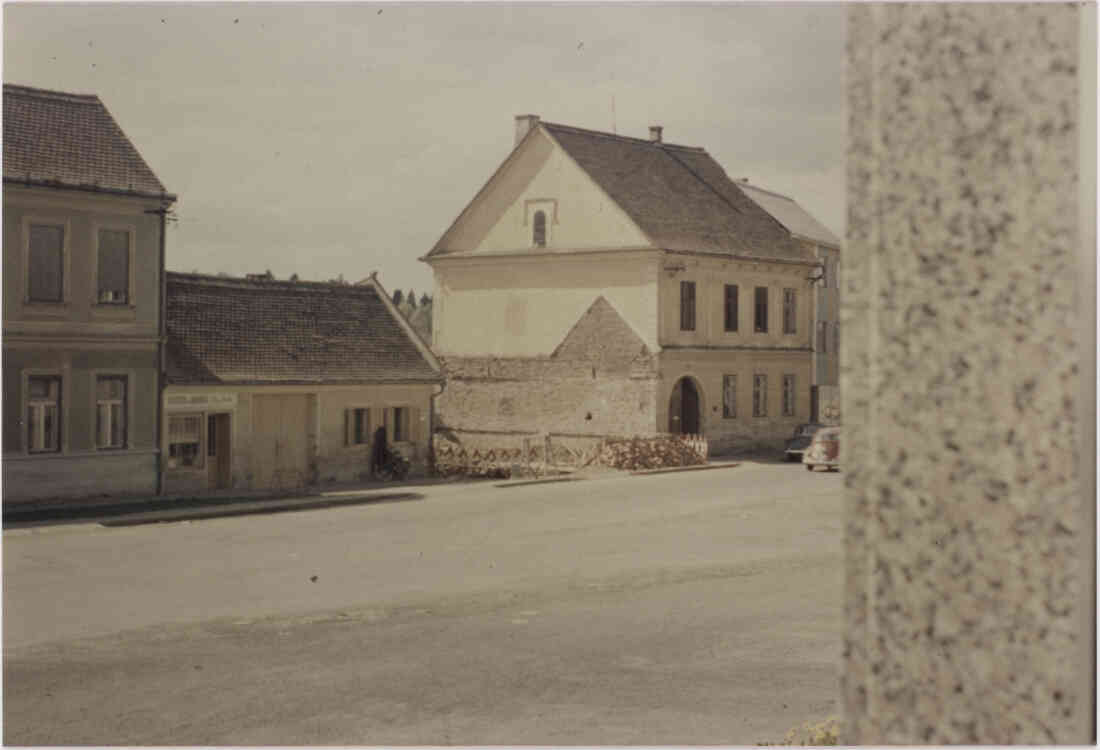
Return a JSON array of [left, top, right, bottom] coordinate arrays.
[[20, 301, 70, 318]]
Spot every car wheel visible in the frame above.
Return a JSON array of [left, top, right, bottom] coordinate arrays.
[[805, 463, 813, 472]]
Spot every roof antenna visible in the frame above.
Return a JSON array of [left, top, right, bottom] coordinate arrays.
[[611, 94, 616, 134]]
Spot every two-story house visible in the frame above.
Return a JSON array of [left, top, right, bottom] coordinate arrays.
[[2, 84, 176, 502], [423, 116, 830, 454]]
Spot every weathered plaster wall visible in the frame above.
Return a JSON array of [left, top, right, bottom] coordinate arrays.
[[844, 4, 1094, 744], [658, 255, 815, 350], [440, 128, 650, 254], [658, 349, 812, 454], [431, 253, 659, 358], [162, 384, 436, 493]]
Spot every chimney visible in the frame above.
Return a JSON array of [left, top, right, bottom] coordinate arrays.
[[649, 125, 663, 143], [515, 114, 540, 146]]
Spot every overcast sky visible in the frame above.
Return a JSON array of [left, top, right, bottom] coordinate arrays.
[[4, 2, 844, 296]]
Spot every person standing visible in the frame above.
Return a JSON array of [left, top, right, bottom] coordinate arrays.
[[370, 425, 388, 477]]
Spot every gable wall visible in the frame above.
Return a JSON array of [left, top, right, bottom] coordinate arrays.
[[439, 129, 651, 254], [431, 253, 660, 357]]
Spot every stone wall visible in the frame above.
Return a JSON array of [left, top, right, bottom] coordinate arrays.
[[844, 4, 1094, 744], [435, 295, 662, 442]]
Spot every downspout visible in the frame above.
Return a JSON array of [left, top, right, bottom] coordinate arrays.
[[155, 204, 167, 495]]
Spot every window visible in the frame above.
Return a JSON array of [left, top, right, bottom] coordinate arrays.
[[680, 281, 696, 331], [818, 321, 827, 353], [724, 284, 739, 332], [754, 287, 768, 333], [168, 414, 203, 468], [722, 374, 737, 418], [833, 322, 840, 353], [96, 376, 127, 449], [753, 374, 767, 417], [28, 224, 64, 302], [345, 407, 370, 445], [783, 288, 797, 334], [532, 210, 547, 247], [392, 407, 409, 442], [97, 229, 130, 304], [26, 376, 61, 453], [782, 374, 796, 417]]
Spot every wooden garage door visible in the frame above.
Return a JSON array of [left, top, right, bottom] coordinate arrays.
[[252, 394, 310, 489]]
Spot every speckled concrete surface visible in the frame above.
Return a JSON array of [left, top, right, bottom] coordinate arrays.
[[844, 4, 1093, 744]]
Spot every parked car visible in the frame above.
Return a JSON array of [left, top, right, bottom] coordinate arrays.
[[803, 426, 841, 471], [784, 423, 823, 462]]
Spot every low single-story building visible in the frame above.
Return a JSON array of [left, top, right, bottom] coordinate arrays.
[[162, 272, 442, 493]]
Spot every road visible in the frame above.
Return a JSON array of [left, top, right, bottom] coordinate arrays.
[[3, 460, 843, 745]]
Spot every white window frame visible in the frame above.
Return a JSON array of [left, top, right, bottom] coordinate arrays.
[[23, 371, 64, 454], [166, 412, 205, 469], [92, 222, 137, 308], [722, 374, 737, 419], [22, 216, 71, 308], [782, 374, 796, 417], [753, 373, 768, 418], [523, 198, 558, 248], [91, 370, 134, 450], [783, 288, 797, 335]]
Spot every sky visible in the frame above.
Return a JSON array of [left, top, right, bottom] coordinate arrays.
[[4, 2, 845, 297]]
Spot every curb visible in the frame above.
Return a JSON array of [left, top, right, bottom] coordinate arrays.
[[628, 461, 741, 476], [492, 475, 585, 489], [3, 491, 419, 529]]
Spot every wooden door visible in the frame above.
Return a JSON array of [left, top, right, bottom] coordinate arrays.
[[252, 395, 310, 489], [207, 413, 232, 490]]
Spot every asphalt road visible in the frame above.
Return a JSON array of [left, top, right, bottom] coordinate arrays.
[[3, 460, 843, 745]]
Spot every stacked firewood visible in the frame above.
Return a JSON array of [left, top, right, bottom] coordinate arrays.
[[432, 444, 530, 479], [596, 435, 707, 471]]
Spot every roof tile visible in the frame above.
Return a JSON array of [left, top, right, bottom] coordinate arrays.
[[3, 84, 172, 199], [166, 273, 441, 385], [541, 122, 813, 261]]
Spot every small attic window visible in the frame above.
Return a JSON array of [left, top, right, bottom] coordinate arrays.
[[532, 210, 547, 247]]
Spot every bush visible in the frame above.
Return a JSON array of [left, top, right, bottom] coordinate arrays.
[[759, 716, 841, 746]]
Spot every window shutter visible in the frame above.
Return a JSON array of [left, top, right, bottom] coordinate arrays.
[[97, 230, 129, 301], [409, 406, 419, 443], [384, 407, 393, 443], [28, 225, 63, 302]]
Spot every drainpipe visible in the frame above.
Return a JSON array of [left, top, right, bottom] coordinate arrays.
[[155, 204, 167, 495]]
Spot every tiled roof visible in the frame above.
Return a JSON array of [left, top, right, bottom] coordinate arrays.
[[3, 84, 174, 200], [166, 273, 441, 385], [541, 122, 813, 261], [737, 182, 841, 249]]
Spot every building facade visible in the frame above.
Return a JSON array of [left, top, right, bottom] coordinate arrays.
[[425, 116, 835, 453], [2, 84, 176, 502], [162, 273, 442, 493]]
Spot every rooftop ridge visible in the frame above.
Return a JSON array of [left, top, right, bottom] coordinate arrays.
[[737, 181, 796, 202], [166, 271, 369, 290], [3, 83, 100, 103], [540, 121, 706, 152]]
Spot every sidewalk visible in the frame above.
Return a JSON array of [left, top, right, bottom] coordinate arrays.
[[3, 458, 743, 529], [2, 475, 478, 529]]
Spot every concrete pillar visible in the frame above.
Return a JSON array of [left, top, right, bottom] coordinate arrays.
[[844, 4, 1095, 744]]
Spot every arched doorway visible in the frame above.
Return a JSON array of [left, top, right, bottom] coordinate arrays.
[[668, 377, 701, 435]]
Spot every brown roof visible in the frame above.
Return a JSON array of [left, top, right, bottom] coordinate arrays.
[[3, 84, 174, 200], [541, 122, 812, 261], [166, 273, 441, 386]]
